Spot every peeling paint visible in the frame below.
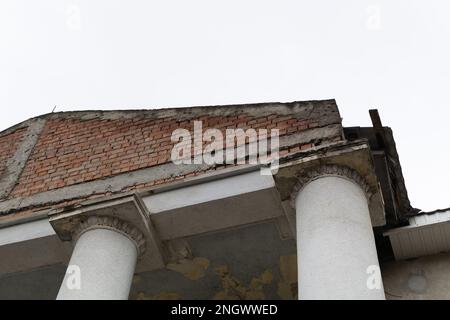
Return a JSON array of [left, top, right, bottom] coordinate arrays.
[[277, 255, 298, 300], [166, 257, 210, 280], [213, 265, 273, 300]]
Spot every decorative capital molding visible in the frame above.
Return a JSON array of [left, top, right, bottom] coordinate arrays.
[[289, 164, 373, 208], [49, 194, 166, 272], [73, 216, 146, 257]]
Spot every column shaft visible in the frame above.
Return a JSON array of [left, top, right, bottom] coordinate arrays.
[[57, 228, 138, 300], [295, 175, 385, 300]]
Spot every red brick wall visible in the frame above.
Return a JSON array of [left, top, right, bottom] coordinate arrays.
[[10, 113, 324, 198]]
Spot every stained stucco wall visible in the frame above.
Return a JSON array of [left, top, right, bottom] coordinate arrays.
[[382, 252, 450, 300], [0, 221, 298, 300]]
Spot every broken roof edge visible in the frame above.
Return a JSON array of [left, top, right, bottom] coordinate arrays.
[[0, 99, 338, 136], [409, 206, 450, 217], [343, 124, 417, 222], [381, 127, 419, 218], [384, 208, 450, 237]]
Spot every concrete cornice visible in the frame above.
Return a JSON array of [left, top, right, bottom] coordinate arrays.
[[0, 99, 339, 136]]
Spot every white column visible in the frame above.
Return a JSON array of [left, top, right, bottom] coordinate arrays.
[[57, 217, 144, 300], [295, 173, 385, 300]]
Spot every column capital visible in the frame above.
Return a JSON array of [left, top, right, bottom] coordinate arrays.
[[289, 164, 373, 208], [73, 216, 146, 257], [49, 194, 166, 273]]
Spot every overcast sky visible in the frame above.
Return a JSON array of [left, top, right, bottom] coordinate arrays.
[[1, 0, 448, 211]]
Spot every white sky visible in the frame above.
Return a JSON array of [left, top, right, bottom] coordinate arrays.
[[0, 0, 448, 211]]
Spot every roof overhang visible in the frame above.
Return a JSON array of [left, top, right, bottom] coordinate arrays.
[[384, 210, 450, 260]]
